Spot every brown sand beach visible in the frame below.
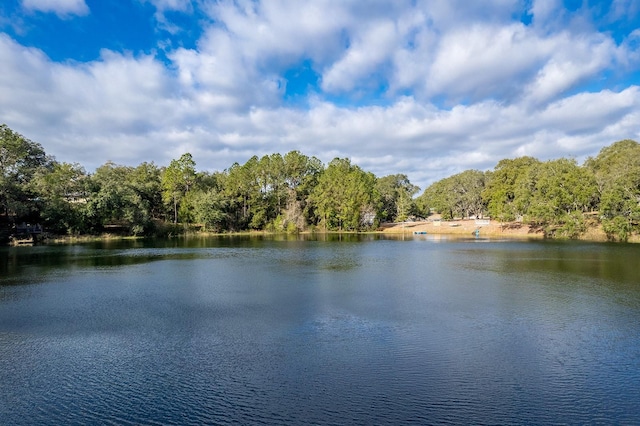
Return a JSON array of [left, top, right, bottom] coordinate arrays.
[[380, 217, 617, 242]]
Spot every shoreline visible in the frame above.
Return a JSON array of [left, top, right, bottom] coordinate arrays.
[[5, 221, 639, 245], [378, 219, 639, 243]]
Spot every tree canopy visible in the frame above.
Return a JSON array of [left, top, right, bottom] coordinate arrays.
[[585, 140, 640, 241], [311, 158, 378, 231], [1, 123, 638, 242], [0, 124, 48, 221]]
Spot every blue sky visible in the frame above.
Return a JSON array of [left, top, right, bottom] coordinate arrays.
[[1, 0, 639, 189]]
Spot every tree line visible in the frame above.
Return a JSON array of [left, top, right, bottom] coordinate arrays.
[[0, 124, 420, 240], [1, 123, 639, 242], [417, 139, 640, 241]]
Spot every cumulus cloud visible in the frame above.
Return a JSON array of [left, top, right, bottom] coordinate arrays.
[[523, 33, 620, 105], [607, 0, 640, 22], [144, 0, 191, 12], [424, 23, 546, 102], [1, 0, 639, 190], [21, 0, 88, 17], [141, 0, 195, 35], [0, 34, 177, 158], [321, 19, 399, 93], [529, 0, 564, 30]]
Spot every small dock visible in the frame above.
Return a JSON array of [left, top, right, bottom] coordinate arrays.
[[10, 223, 44, 246]]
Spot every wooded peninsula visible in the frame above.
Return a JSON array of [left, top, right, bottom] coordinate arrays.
[[1, 123, 639, 244]]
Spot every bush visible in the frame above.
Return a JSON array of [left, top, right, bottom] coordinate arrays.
[[555, 212, 586, 239], [603, 216, 631, 242]]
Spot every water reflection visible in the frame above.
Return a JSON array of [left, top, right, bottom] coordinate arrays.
[[0, 234, 376, 281], [1, 236, 639, 424]]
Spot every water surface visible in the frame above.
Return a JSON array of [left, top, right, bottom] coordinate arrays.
[[1, 235, 639, 424]]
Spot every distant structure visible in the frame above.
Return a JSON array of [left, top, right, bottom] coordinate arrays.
[[10, 223, 43, 245]]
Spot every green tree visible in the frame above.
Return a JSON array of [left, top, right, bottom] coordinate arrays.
[[127, 162, 163, 234], [85, 162, 131, 231], [376, 174, 420, 222], [451, 170, 486, 219], [279, 151, 323, 231], [526, 158, 598, 238], [32, 162, 88, 234], [0, 124, 48, 222], [483, 156, 540, 223], [253, 153, 286, 228], [192, 188, 229, 231], [223, 156, 261, 229], [162, 153, 196, 224], [585, 139, 640, 241], [310, 158, 378, 231], [417, 178, 453, 219], [418, 170, 486, 220], [84, 161, 162, 235]]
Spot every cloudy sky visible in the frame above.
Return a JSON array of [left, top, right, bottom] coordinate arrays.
[[1, 0, 639, 189]]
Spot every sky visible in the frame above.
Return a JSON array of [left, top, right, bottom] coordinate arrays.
[[1, 0, 639, 190]]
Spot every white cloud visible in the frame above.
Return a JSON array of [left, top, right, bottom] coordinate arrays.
[[141, 0, 194, 34], [608, 0, 640, 22], [523, 33, 618, 104], [169, 30, 284, 112], [0, 34, 178, 159], [145, 0, 191, 12], [417, 0, 523, 28], [321, 20, 399, 93], [535, 88, 638, 134], [203, 0, 350, 63], [21, 0, 88, 17], [2, 0, 640, 191], [529, 0, 564, 29], [171, 0, 628, 108], [424, 23, 546, 102]]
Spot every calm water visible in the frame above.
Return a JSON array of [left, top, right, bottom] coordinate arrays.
[[1, 234, 639, 425]]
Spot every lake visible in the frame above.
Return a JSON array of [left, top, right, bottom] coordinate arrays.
[[1, 234, 639, 425]]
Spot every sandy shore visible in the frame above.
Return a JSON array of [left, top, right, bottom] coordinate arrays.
[[379, 219, 618, 241]]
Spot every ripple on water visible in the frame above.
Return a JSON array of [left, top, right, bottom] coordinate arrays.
[[2, 239, 640, 424]]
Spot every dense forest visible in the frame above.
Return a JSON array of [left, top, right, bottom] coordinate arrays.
[[1, 124, 639, 243]]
